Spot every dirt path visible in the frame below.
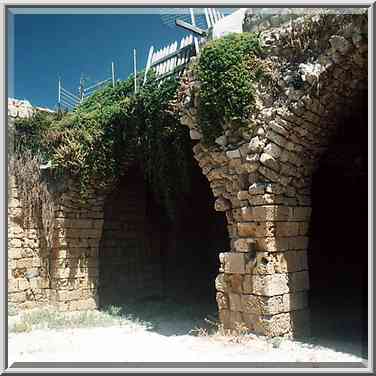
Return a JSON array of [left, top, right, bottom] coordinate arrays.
[[9, 323, 366, 364]]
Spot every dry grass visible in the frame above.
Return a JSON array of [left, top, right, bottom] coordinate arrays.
[[11, 151, 57, 249], [9, 305, 153, 333], [189, 318, 259, 345]]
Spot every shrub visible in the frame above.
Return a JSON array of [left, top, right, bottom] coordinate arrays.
[[196, 32, 264, 145], [14, 75, 193, 220]]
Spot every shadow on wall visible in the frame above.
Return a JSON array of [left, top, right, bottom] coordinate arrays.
[[307, 92, 368, 358], [98, 160, 229, 310]]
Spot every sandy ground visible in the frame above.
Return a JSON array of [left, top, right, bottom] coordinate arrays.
[[8, 322, 366, 365]]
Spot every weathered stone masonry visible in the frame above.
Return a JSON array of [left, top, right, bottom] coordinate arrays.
[[8, 12, 368, 338], [177, 12, 367, 337], [8, 173, 104, 311]]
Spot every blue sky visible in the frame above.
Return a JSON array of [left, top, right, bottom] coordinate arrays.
[[8, 8, 232, 110]]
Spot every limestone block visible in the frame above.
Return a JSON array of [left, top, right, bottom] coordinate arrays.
[[219, 309, 231, 329], [216, 292, 229, 310], [264, 142, 283, 159], [220, 252, 245, 274], [248, 136, 265, 152], [10, 239, 23, 248], [211, 152, 227, 164], [8, 198, 20, 208], [243, 158, 260, 173], [18, 278, 30, 291], [228, 274, 244, 293], [237, 191, 250, 201], [260, 153, 280, 171], [229, 292, 242, 312], [9, 292, 26, 303], [229, 311, 244, 330], [15, 259, 33, 269], [275, 222, 300, 237], [254, 312, 292, 337], [259, 165, 280, 182], [255, 236, 290, 253], [241, 312, 259, 331], [242, 294, 280, 315], [248, 182, 266, 195], [269, 120, 289, 136], [9, 248, 22, 259], [266, 130, 288, 147], [8, 279, 18, 293], [189, 129, 202, 140], [215, 273, 227, 292], [282, 292, 308, 312], [226, 149, 241, 159], [207, 168, 226, 181], [237, 222, 275, 238], [252, 273, 290, 296], [241, 205, 291, 222], [233, 238, 256, 253]]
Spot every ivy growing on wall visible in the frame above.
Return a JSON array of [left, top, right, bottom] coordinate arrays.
[[195, 32, 264, 145], [14, 74, 193, 220], [14, 32, 265, 218]]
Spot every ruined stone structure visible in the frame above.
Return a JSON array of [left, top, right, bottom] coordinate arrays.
[[177, 12, 368, 337], [8, 11, 368, 338]]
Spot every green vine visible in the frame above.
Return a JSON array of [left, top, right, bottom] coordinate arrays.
[[14, 74, 193, 220], [14, 33, 266, 218], [196, 32, 264, 145]]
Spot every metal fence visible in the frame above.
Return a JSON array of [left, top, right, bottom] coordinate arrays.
[[143, 8, 226, 85], [57, 8, 234, 111], [58, 62, 116, 111]]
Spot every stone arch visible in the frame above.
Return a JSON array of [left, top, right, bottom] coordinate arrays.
[[178, 12, 368, 337]]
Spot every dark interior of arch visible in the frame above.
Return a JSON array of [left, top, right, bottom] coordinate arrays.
[[308, 90, 368, 358], [98, 155, 228, 334]]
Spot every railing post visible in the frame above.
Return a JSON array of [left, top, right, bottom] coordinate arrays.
[[143, 46, 154, 86], [133, 48, 137, 94], [58, 78, 61, 111], [190, 8, 200, 55], [112, 61, 115, 88], [79, 76, 84, 103]]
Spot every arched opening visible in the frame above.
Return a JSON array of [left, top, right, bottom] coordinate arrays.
[[308, 92, 368, 357], [98, 154, 229, 334]]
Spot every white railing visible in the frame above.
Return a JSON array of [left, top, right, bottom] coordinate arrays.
[[58, 62, 116, 111], [143, 35, 196, 85], [57, 8, 239, 111], [143, 8, 227, 85]]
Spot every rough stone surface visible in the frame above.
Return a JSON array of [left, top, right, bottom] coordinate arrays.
[[8, 11, 368, 340], [177, 11, 367, 338]]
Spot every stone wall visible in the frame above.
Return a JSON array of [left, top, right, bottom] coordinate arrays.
[[7, 11, 368, 338], [8, 176, 51, 309], [50, 185, 104, 311], [178, 12, 367, 337], [8, 173, 104, 311], [8, 99, 101, 311]]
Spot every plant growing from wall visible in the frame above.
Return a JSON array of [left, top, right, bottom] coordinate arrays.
[[195, 32, 264, 145], [14, 74, 193, 221]]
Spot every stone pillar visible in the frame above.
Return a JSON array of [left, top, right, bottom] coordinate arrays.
[[217, 200, 312, 338]]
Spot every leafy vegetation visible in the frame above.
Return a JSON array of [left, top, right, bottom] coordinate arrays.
[[195, 32, 264, 145], [14, 32, 264, 217], [14, 74, 193, 219]]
